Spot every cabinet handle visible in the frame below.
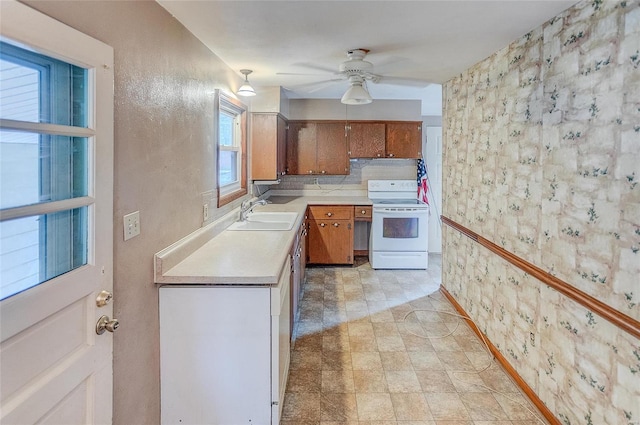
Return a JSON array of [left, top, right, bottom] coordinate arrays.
[[377, 153, 381, 157], [361, 210, 366, 215], [320, 223, 326, 227], [308, 170, 313, 174], [333, 223, 339, 227], [388, 153, 394, 158], [326, 212, 333, 217], [321, 170, 326, 174]]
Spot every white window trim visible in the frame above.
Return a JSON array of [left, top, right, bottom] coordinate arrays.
[[215, 90, 247, 207]]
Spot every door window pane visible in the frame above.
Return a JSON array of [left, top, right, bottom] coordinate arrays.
[[0, 42, 87, 127], [1, 41, 91, 300], [0, 131, 88, 209], [0, 206, 88, 300]]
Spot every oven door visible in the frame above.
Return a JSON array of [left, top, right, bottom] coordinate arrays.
[[371, 207, 428, 252]]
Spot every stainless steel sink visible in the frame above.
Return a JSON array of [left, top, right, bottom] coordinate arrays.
[[227, 211, 298, 231]]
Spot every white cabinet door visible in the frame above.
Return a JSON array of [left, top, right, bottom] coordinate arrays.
[[271, 257, 291, 423], [160, 286, 272, 425]]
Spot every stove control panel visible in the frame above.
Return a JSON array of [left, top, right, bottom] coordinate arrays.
[[368, 180, 416, 192]]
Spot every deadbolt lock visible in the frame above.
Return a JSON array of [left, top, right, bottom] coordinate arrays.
[[96, 315, 119, 335], [96, 290, 113, 307]]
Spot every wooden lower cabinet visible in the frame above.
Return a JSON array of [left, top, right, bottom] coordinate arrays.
[[306, 206, 353, 265]]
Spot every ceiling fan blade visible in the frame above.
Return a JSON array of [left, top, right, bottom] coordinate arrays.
[[285, 78, 344, 93], [276, 72, 331, 76], [375, 76, 432, 88], [293, 62, 338, 74]]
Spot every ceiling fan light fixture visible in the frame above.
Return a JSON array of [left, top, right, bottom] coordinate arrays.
[[341, 82, 372, 105], [237, 69, 256, 96]]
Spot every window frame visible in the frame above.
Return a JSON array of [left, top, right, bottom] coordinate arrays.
[[0, 43, 94, 299], [215, 90, 247, 207], [0, 0, 113, 305]]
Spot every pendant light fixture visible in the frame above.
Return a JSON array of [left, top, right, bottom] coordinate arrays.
[[237, 69, 256, 97], [341, 75, 372, 105]]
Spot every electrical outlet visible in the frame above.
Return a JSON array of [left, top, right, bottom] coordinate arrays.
[[123, 211, 140, 241], [203, 203, 209, 221]]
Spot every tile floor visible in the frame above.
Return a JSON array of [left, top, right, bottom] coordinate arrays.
[[282, 255, 547, 425]]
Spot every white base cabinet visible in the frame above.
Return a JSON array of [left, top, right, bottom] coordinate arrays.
[[159, 258, 291, 425]]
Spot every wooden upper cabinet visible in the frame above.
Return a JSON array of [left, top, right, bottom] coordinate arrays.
[[385, 121, 422, 159], [348, 122, 385, 158], [316, 122, 349, 175], [276, 115, 287, 177], [251, 113, 288, 180], [287, 121, 317, 175], [287, 121, 349, 175]]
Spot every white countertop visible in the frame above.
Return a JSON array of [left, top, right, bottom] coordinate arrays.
[[154, 195, 372, 286]]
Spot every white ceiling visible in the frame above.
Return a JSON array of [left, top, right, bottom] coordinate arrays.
[[158, 1, 576, 115]]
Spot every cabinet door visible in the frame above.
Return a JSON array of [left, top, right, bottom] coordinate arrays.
[[251, 113, 279, 180], [307, 219, 353, 264], [385, 121, 422, 158], [307, 220, 332, 264], [317, 122, 349, 175], [349, 122, 385, 158], [300, 223, 307, 287], [287, 121, 317, 175], [276, 115, 287, 176], [327, 220, 353, 264]]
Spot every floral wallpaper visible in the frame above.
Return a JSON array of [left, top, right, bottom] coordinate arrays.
[[442, 1, 640, 424]]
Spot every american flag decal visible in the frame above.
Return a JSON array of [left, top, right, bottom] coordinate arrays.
[[417, 158, 429, 205]]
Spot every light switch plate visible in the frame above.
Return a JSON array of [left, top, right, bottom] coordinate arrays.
[[123, 211, 140, 241]]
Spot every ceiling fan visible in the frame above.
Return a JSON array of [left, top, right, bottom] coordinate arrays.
[[279, 48, 430, 105]]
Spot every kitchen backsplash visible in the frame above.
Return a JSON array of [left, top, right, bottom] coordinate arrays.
[[267, 158, 416, 192]]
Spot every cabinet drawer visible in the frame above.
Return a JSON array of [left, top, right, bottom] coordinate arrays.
[[307, 205, 353, 220], [354, 206, 372, 221]]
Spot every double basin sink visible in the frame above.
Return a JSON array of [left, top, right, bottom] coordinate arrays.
[[226, 211, 299, 231]]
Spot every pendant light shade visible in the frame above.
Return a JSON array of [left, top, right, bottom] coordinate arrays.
[[341, 76, 372, 105], [237, 69, 256, 97]]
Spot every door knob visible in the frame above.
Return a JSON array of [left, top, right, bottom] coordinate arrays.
[[96, 315, 119, 335], [96, 290, 113, 307], [326, 212, 333, 217], [333, 223, 340, 227], [361, 210, 366, 215], [320, 223, 326, 227]]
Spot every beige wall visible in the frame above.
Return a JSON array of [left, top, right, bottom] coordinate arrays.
[[442, 0, 639, 423], [289, 98, 422, 120], [22, 1, 247, 423]]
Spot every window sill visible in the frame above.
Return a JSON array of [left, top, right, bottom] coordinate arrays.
[[218, 187, 247, 207]]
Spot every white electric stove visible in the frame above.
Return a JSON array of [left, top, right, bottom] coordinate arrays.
[[368, 180, 429, 269]]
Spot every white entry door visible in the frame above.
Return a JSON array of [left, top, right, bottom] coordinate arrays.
[[0, 1, 114, 424]]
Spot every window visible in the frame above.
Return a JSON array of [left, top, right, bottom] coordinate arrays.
[[0, 41, 92, 300], [216, 90, 247, 207]]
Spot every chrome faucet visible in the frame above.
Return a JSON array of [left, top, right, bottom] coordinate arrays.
[[240, 199, 268, 221]]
